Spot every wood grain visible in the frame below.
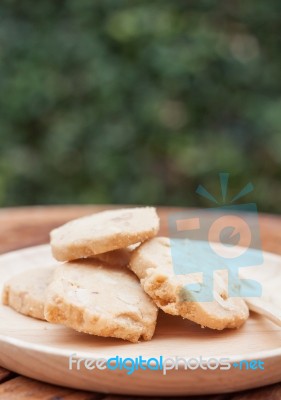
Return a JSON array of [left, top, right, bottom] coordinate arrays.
[[0, 205, 280, 400], [0, 376, 100, 400]]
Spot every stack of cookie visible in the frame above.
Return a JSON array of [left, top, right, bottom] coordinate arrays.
[[3, 207, 249, 342]]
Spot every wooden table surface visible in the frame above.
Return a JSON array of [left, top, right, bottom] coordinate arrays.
[[0, 205, 280, 400]]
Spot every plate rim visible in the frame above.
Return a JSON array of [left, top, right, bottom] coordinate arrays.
[[0, 332, 280, 364]]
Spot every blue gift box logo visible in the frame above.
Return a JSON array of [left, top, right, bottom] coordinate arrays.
[[168, 173, 263, 302]]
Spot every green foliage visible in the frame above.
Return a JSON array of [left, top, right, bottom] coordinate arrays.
[[0, 0, 280, 211]]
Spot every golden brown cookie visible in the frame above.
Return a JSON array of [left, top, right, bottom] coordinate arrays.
[[129, 237, 249, 330], [2, 267, 55, 320], [50, 207, 159, 262], [44, 259, 158, 342], [94, 243, 139, 268]]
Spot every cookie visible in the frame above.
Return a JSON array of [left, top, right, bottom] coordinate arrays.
[[129, 237, 249, 330], [2, 267, 55, 320], [95, 243, 139, 268], [50, 207, 159, 262], [44, 259, 158, 342]]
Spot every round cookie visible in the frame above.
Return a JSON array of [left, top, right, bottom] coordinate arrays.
[[44, 259, 158, 342], [129, 237, 249, 330], [2, 267, 55, 320], [50, 207, 159, 262], [94, 243, 140, 268]]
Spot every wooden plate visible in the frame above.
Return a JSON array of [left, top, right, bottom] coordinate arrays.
[[0, 244, 280, 396]]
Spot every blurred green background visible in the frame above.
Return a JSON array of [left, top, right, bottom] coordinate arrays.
[[0, 1, 280, 212]]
